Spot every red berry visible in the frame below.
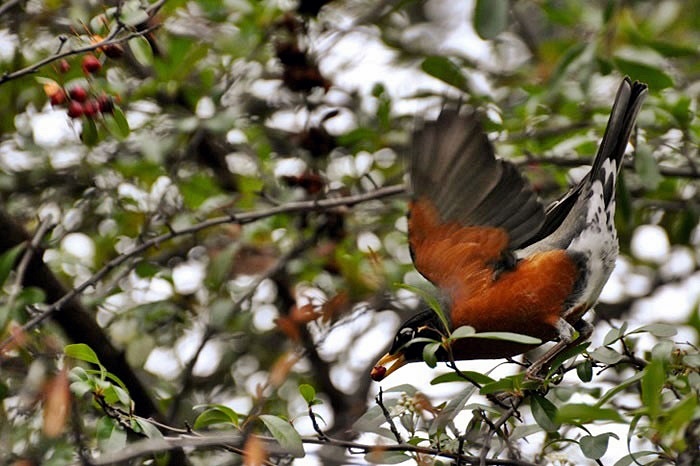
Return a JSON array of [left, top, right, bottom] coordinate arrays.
[[83, 100, 99, 117], [81, 54, 101, 74], [103, 43, 124, 59], [58, 59, 70, 74], [69, 86, 88, 102], [49, 88, 67, 105], [370, 365, 387, 381], [67, 101, 83, 118], [97, 94, 114, 113]]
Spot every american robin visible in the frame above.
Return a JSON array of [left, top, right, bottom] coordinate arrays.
[[371, 78, 647, 382]]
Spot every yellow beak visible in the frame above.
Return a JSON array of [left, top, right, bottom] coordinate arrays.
[[370, 352, 407, 381]]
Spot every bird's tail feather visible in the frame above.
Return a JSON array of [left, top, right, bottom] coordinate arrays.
[[590, 77, 648, 192]]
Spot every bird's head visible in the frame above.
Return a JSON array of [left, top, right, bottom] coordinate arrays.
[[370, 309, 447, 381]]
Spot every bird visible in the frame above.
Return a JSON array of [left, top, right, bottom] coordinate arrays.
[[370, 77, 648, 382]]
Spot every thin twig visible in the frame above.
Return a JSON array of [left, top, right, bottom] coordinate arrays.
[[0, 24, 161, 85], [479, 401, 523, 465], [376, 386, 404, 444], [308, 405, 328, 441], [0, 184, 405, 351]]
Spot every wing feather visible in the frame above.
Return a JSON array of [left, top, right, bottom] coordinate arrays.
[[409, 109, 546, 289]]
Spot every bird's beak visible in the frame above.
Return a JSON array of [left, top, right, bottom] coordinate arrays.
[[370, 352, 407, 381]]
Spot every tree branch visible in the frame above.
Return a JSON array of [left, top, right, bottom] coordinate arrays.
[[0, 184, 405, 351], [89, 430, 540, 466], [0, 24, 161, 86]]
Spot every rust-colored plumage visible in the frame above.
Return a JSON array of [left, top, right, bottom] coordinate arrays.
[[372, 78, 647, 381]]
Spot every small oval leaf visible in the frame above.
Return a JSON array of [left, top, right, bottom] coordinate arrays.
[[64, 343, 101, 365], [613, 57, 674, 90], [471, 332, 541, 345], [299, 384, 316, 404], [474, 0, 509, 40], [530, 394, 560, 432], [420, 56, 468, 91], [259, 415, 304, 458], [580, 433, 617, 460], [451, 326, 476, 339], [423, 342, 440, 368]]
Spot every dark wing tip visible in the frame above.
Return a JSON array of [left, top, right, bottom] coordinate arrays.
[[410, 108, 545, 249]]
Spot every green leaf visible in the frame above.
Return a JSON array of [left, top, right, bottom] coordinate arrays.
[[548, 342, 590, 375], [65, 343, 101, 365], [96, 416, 126, 453], [643, 39, 699, 58], [557, 403, 624, 423], [613, 57, 674, 90], [259, 415, 304, 458], [432, 385, 479, 432], [102, 384, 131, 406], [17, 287, 46, 306], [641, 359, 665, 417], [473, 0, 508, 39], [651, 340, 674, 361], [129, 36, 154, 66], [450, 326, 476, 339], [420, 56, 468, 91], [665, 394, 697, 431], [595, 372, 644, 407], [530, 395, 560, 432], [422, 342, 441, 368], [683, 354, 700, 368], [470, 332, 541, 345], [134, 418, 164, 439], [431, 371, 494, 386], [353, 405, 397, 438], [588, 346, 623, 364], [365, 451, 412, 464], [103, 107, 130, 140], [580, 433, 617, 460], [69, 380, 93, 397], [603, 325, 624, 346], [629, 323, 677, 338], [134, 261, 160, 278], [480, 375, 519, 395], [634, 144, 662, 190], [299, 384, 316, 404], [0, 243, 24, 289], [576, 360, 593, 382], [193, 405, 240, 429], [81, 117, 99, 146], [550, 42, 588, 85], [120, 8, 149, 27], [612, 450, 659, 466], [510, 424, 542, 441]]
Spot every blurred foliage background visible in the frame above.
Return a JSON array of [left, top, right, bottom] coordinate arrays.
[[0, 0, 699, 465]]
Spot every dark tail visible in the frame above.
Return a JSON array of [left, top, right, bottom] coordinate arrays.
[[590, 77, 648, 199], [520, 78, 647, 249]]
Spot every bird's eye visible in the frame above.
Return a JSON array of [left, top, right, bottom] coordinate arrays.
[[396, 327, 415, 345]]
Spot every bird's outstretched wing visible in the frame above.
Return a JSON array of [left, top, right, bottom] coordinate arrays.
[[408, 110, 546, 293]]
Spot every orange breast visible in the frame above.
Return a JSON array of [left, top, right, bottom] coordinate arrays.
[[408, 197, 581, 358], [451, 250, 580, 339]]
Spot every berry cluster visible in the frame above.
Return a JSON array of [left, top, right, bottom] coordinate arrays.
[[44, 53, 118, 120]]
